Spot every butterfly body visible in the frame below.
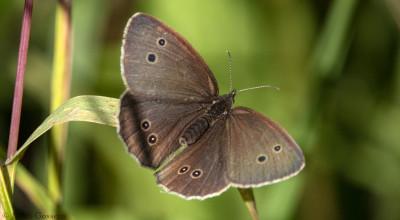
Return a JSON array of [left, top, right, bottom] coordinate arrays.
[[118, 13, 305, 200], [180, 91, 235, 146]]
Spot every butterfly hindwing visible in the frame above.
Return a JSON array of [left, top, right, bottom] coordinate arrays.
[[155, 120, 230, 199], [226, 107, 305, 187]]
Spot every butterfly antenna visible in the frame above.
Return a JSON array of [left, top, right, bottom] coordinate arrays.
[[226, 51, 233, 92], [238, 85, 280, 93], [226, 51, 280, 93]]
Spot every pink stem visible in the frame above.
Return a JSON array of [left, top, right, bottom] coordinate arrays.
[[7, 0, 34, 159]]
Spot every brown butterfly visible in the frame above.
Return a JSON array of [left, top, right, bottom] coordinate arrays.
[[118, 12, 305, 200]]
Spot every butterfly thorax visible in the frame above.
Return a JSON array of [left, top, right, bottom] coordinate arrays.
[[179, 91, 236, 146]]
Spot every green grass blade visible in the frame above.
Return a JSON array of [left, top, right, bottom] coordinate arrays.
[[6, 95, 118, 166], [48, 0, 73, 205], [15, 164, 55, 213], [0, 164, 15, 219]]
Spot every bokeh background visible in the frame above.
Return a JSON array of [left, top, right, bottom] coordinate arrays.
[[1, 0, 400, 219]]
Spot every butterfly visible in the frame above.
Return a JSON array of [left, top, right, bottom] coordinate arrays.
[[118, 12, 305, 200]]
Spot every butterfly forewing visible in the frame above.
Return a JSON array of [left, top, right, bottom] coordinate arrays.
[[118, 91, 207, 169], [121, 13, 219, 100]]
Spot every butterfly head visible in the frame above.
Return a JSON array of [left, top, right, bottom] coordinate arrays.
[[229, 89, 237, 105]]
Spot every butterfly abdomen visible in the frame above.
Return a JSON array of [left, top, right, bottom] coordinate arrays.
[[179, 116, 210, 146], [179, 93, 236, 146]]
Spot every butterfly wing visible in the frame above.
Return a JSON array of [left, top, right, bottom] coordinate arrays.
[[155, 120, 230, 200], [118, 13, 219, 169], [226, 107, 305, 187], [121, 13, 219, 99], [118, 91, 207, 169]]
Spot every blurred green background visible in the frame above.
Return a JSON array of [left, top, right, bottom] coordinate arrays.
[[1, 0, 400, 219]]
